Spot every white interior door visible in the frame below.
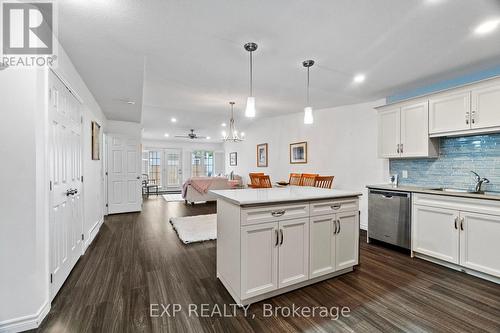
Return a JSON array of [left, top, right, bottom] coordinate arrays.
[[48, 71, 83, 300], [164, 149, 182, 190], [107, 134, 142, 214]]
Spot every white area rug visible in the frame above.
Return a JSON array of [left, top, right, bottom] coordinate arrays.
[[169, 214, 217, 244], [162, 193, 184, 202]]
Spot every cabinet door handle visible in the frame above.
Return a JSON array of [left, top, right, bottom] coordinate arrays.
[[400, 144, 404, 154], [471, 110, 476, 124], [280, 229, 284, 245], [275, 229, 279, 246], [454, 216, 458, 230], [465, 112, 470, 125], [460, 217, 464, 231], [331, 204, 341, 210], [333, 219, 338, 235], [337, 219, 341, 234], [397, 144, 400, 154]]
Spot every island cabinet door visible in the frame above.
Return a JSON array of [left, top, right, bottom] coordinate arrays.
[[459, 212, 500, 278], [241, 222, 279, 299], [335, 211, 359, 271], [278, 218, 309, 288], [309, 214, 336, 278]]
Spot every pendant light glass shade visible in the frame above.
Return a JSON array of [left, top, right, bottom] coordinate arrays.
[[244, 42, 258, 118], [245, 96, 256, 118], [302, 59, 315, 125], [223, 102, 244, 142], [304, 106, 313, 124]]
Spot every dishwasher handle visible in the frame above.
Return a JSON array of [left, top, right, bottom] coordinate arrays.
[[369, 189, 410, 198]]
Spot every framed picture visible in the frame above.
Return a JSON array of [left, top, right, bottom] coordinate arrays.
[[91, 121, 101, 160], [229, 152, 237, 166], [290, 141, 307, 164], [256, 143, 268, 167]]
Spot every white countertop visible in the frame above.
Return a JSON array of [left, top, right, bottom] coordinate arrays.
[[210, 187, 362, 206]]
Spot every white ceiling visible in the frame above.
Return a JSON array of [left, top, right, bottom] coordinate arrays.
[[57, 0, 500, 142]]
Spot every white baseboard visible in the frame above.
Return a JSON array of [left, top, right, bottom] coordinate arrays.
[[84, 217, 103, 252], [360, 224, 367, 231], [0, 301, 50, 333]]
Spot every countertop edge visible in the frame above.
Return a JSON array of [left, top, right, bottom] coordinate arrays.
[[366, 184, 500, 202], [210, 191, 362, 207]]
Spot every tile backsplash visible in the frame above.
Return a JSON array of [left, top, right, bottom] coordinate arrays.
[[390, 134, 500, 192]]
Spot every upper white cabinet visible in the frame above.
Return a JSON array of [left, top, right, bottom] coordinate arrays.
[[379, 77, 500, 146], [378, 107, 401, 158], [428, 79, 500, 137], [378, 101, 438, 159], [429, 90, 471, 135], [471, 82, 500, 130]]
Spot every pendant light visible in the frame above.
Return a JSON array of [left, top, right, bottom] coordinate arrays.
[[223, 102, 244, 142], [303, 60, 315, 124], [244, 42, 258, 118]]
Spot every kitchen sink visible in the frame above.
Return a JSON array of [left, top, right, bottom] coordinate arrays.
[[429, 188, 500, 196], [429, 188, 475, 193]]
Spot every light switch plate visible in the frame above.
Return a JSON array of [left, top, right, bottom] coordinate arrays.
[[402, 170, 408, 179]]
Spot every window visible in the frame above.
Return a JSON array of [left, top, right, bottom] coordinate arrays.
[[191, 151, 214, 177], [148, 151, 161, 184]]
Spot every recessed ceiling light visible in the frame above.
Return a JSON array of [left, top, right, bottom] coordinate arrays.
[[164, 133, 169, 137], [126, 101, 135, 105], [221, 123, 227, 127], [206, 136, 211, 140], [353, 74, 366, 84], [474, 19, 500, 35], [171, 117, 177, 123]]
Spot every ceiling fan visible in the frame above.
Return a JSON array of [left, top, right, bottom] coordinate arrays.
[[175, 129, 206, 139]]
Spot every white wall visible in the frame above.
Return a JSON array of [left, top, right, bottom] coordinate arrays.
[[224, 99, 389, 229], [106, 120, 142, 138], [0, 42, 107, 331], [143, 140, 225, 183]]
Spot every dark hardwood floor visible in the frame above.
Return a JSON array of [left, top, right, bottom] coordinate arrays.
[[36, 196, 500, 333]]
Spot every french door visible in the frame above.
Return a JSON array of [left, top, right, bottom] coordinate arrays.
[[164, 149, 182, 190], [48, 71, 84, 300]]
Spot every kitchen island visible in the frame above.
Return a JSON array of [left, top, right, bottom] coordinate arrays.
[[210, 187, 362, 305]]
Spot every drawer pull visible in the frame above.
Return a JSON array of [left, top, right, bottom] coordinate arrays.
[[271, 210, 285, 217], [331, 204, 341, 210]]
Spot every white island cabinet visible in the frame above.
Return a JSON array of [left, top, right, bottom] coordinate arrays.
[[211, 187, 361, 305]]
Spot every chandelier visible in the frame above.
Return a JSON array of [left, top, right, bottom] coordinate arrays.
[[223, 102, 244, 142]]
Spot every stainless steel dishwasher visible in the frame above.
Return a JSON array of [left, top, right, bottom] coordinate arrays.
[[368, 189, 411, 249]]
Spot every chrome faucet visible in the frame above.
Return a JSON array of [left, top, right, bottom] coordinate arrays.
[[471, 171, 490, 193]]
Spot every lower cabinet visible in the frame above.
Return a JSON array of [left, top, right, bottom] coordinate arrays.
[[241, 218, 309, 298], [310, 211, 359, 279], [241, 222, 279, 299], [412, 205, 460, 264], [413, 195, 500, 279], [460, 212, 500, 278]]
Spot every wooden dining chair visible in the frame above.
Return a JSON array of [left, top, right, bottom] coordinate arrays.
[[249, 172, 265, 188], [289, 173, 302, 186], [255, 175, 272, 188], [314, 176, 334, 189], [300, 173, 318, 186]]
